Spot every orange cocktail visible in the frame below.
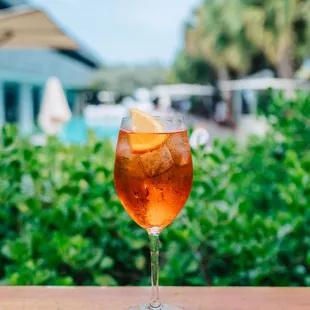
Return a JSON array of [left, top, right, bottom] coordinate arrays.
[[114, 109, 193, 310], [114, 129, 192, 230]]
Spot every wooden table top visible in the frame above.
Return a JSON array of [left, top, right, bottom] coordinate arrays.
[[0, 286, 309, 310]]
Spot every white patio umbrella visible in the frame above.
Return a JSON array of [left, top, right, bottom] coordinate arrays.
[[190, 127, 210, 149], [0, 7, 79, 49], [38, 77, 72, 135]]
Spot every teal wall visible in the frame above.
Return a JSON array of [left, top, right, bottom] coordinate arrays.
[[0, 49, 96, 133], [0, 49, 94, 88], [0, 1, 100, 133], [0, 83, 4, 126]]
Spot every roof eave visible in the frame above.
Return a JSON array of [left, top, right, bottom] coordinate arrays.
[[0, 2, 103, 69], [56, 49, 100, 69]]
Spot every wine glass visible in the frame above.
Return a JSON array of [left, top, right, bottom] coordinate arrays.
[[114, 112, 193, 310]]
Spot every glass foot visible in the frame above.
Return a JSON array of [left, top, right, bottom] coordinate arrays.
[[128, 305, 183, 310]]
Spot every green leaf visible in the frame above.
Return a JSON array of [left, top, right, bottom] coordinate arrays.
[[94, 275, 118, 286], [186, 259, 200, 274], [277, 224, 293, 239], [131, 239, 148, 250], [100, 257, 114, 270], [134, 255, 146, 271], [306, 251, 310, 266], [54, 277, 75, 286]]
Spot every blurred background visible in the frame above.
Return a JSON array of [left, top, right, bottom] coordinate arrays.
[[1, 0, 309, 143], [0, 0, 309, 287]]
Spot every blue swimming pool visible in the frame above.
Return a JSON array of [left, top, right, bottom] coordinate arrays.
[[59, 117, 120, 144]]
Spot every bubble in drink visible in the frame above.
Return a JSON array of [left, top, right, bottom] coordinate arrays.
[[166, 133, 191, 166]]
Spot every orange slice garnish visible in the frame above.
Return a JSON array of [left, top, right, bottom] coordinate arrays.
[[129, 108, 168, 154]]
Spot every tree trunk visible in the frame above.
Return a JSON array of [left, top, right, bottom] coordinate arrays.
[[276, 37, 294, 79], [217, 66, 230, 81], [216, 66, 235, 127]]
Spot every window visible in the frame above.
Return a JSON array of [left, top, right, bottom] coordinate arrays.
[[4, 83, 19, 123]]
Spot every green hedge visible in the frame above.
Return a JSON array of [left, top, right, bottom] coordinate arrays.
[[0, 91, 309, 286]]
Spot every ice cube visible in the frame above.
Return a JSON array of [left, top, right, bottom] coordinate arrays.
[[116, 133, 132, 159], [166, 134, 191, 166], [126, 155, 145, 179], [116, 155, 145, 179], [139, 145, 173, 178]]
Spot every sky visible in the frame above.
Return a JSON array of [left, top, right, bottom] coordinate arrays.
[[29, 0, 200, 66]]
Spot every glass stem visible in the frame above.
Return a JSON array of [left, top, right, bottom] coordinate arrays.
[[149, 230, 162, 309]]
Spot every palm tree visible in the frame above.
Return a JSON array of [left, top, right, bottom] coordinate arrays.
[[167, 50, 215, 84], [184, 0, 262, 126], [241, 0, 310, 78], [185, 0, 258, 80]]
